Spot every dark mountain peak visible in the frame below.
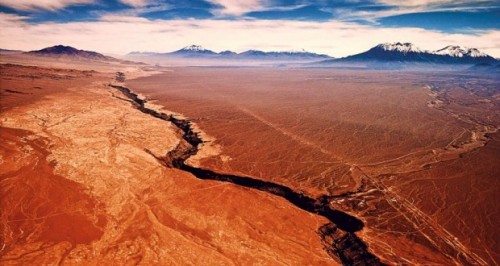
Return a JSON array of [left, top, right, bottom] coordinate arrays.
[[219, 50, 237, 55], [37, 45, 79, 54], [240, 49, 267, 56], [27, 45, 108, 60]]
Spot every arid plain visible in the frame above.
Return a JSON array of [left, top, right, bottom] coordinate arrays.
[[128, 68, 500, 265], [1, 56, 499, 265]]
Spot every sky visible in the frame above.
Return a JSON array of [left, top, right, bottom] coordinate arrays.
[[0, 0, 499, 57]]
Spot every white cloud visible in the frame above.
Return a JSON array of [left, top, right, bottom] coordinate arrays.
[[0, 11, 28, 22], [333, 0, 497, 23], [119, 0, 149, 8], [0, 12, 498, 57], [99, 14, 150, 23], [0, 0, 94, 11], [377, 0, 492, 7], [207, 0, 265, 15]]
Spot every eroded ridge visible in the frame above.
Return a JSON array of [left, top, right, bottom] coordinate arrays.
[[110, 84, 382, 265]]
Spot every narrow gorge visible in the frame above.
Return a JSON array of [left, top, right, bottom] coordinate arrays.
[[110, 84, 382, 265]]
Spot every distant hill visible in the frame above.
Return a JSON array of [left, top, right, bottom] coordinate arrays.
[[468, 62, 500, 73], [0, 48, 23, 54], [26, 45, 112, 61], [317, 42, 498, 66], [238, 49, 331, 60], [219, 50, 237, 56], [127, 45, 333, 61]]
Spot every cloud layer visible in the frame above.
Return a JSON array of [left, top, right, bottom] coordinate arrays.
[[1, 12, 498, 57], [120, 0, 150, 8], [0, 0, 94, 11], [0, 0, 498, 57], [208, 0, 264, 15]]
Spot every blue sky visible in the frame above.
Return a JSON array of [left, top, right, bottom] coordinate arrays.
[[0, 0, 499, 56]]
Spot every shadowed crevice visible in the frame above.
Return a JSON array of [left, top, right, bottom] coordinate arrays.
[[110, 84, 382, 265]]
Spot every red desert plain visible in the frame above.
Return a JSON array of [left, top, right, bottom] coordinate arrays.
[[1, 53, 499, 265]]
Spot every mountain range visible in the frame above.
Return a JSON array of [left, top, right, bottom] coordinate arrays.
[[318, 42, 498, 65], [4, 43, 498, 69], [128, 45, 332, 61]]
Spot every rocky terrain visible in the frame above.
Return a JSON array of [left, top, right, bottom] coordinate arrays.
[[0, 63, 340, 265], [1, 58, 498, 265]]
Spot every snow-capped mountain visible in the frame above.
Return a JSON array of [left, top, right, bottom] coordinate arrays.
[[181, 45, 207, 52], [318, 42, 498, 65], [326, 42, 431, 63], [170, 45, 217, 56], [434, 45, 488, 58], [377, 42, 425, 54]]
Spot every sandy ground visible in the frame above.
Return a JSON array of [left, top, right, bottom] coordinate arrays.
[[127, 68, 500, 265], [0, 63, 335, 265], [2, 58, 498, 265]]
